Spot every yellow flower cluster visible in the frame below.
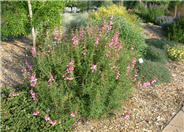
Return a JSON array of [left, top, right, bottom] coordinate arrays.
[[167, 46, 184, 61], [89, 4, 141, 31]]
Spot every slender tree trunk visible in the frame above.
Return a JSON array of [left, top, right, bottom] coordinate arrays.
[[28, 0, 36, 49], [174, 5, 178, 17]]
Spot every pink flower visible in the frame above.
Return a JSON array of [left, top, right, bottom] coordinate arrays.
[[110, 15, 113, 20], [126, 64, 130, 75], [116, 71, 120, 79], [58, 120, 61, 124], [95, 37, 99, 46], [49, 120, 57, 126], [137, 80, 142, 87], [64, 76, 73, 80], [45, 114, 50, 122], [48, 73, 55, 82], [72, 34, 79, 46], [107, 25, 112, 30], [151, 78, 157, 84], [33, 111, 39, 116], [111, 65, 117, 69], [25, 60, 33, 71], [71, 112, 75, 117], [9, 92, 19, 97], [91, 64, 97, 72], [144, 81, 150, 87], [131, 58, 136, 64], [133, 72, 138, 81], [30, 89, 37, 102], [32, 45, 36, 58], [82, 50, 87, 55], [131, 46, 134, 50], [30, 74, 37, 87], [46, 30, 49, 39]]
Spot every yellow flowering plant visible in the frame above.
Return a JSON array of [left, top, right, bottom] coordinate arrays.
[[166, 45, 184, 61], [89, 4, 142, 31]]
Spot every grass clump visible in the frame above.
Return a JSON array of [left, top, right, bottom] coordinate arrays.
[[136, 60, 172, 83], [144, 46, 168, 64]]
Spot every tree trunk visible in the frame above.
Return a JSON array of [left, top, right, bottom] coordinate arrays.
[[28, 0, 36, 49], [174, 5, 178, 17]]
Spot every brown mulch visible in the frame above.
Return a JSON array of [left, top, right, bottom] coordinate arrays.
[[0, 38, 32, 87]]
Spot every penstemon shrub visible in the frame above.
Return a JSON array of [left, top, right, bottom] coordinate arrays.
[[23, 16, 138, 130]]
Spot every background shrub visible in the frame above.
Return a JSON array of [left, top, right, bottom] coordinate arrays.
[[112, 16, 147, 57], [136, 60, 172, 83], [135, 3, 166, 23], [89, 4, 141, 31], [164, 17, 184, 43], [1, 1, 66, 41]]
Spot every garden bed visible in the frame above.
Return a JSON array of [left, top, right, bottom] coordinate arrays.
[[73, 61, 184, 132]]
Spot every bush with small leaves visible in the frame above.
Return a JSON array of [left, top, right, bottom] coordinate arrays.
[[145, 46, 168, 64], [136, 60, 172, 83]]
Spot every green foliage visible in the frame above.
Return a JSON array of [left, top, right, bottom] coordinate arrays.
[[1, 1, 66, 41], [145, 38, 172, 49], [145, 46, 168, 64], [1, 2, 30, 40], [32, 17, 136, 120], [136, 60, 172, 83], [1, 86, 74, 131], [135, 3, 166, 23], [165, 17, 184, 43], [112, 16, 147, 57]]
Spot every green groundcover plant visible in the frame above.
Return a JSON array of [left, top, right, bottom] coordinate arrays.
[[136, 59, 172, 84]]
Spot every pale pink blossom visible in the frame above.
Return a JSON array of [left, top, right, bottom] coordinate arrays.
[[111, 65, 117, 69], [95, 37, 99, 46], [9, 92, 19, 97], [45, 114, 50, 122], [71, 112, 75, 117], [144, 81, 151, 87], [137, 80, 142, 87], [32, 45, 36, 58], [131, 58, 136, 64], [107, 25, 112, 30], [64, 76, 73, 80], [82, 50, 87, 55], [131, 46, 134, 50], [49, 120, 57, 126], [133, 72, 138, 81], [30, 89, 37, 102], [33, 111, 39, 116], [126, 64, 130, 75], [46, 30, 49, 39], [25, 60, 33, 71], [151, 78, 157, 84], [91, 64, 97, 72], [30, 74, 37, 87], [116, 71, 120, 79], [58, 120, 61, 124]]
